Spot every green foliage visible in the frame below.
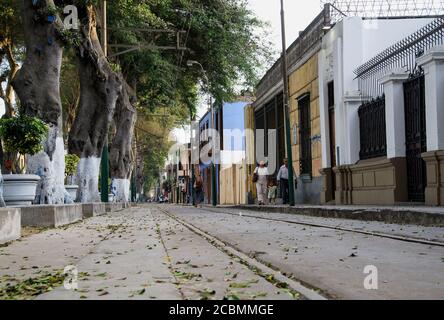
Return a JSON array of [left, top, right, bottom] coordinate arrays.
[[65, 154, 80, 177], [104, 1, 272, 190], [0, 271, 65, 300], [58, 29, 81, 48], [0, 0, 21, 39], [107, 0, 272, 115], [0, 114, 49, 156]]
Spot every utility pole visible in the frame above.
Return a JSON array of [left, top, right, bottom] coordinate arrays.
[[190, 114, 196, 206], [280, 0, 295, 206], [210, 95, 217, 207], [186, 60, 217, 207], [100, 0, 109, 203]]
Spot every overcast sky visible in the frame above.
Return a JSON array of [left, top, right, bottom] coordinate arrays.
[[247, 0, 322, 52]]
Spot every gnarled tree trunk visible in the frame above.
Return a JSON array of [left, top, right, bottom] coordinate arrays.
[[11, 0, 68, 204], [110, 80, 137, 203], [68, 5, 121, 203]]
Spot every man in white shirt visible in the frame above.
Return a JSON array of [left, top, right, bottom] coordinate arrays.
[[277, 158, 289, 204]]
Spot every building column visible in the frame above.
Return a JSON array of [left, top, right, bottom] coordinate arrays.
[[380, 69, 410, 159], [418, 46, 444, 206], [343, 91, 362, 165], [418, 46, 444, 151]]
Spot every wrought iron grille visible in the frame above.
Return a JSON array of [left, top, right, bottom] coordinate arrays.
[[321, 0, 444, 18], [358, 96, 387, 160], [354, 17, 444, 100], [404, 73, 427, 202]]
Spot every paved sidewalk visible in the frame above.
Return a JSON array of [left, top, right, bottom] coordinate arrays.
[[166, 205, 444, 300], [0, 207, 297, 300]]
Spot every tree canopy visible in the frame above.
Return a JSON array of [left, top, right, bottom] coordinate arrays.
[[0, 0, 272, 195]]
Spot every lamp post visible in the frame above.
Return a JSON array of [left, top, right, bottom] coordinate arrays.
[[187, 60, 217, 207], [280, 0, 295, 206]]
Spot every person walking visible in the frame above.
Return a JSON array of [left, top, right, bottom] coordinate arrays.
[[268, 178, 278, 205], [277, 158, 289, 204], [194, 167, 204, 208], [254, 161, 269, 205]]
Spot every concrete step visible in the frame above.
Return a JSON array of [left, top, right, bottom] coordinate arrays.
[[19, 204, 83, 228], [105, 203, 123, 212], [82, 203, 106, 218], [0, 208, 21, 244], [228, 204, 444, 227]]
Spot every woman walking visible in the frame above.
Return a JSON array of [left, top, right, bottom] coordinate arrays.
[[194, 167, 204, 208], [253, 161, 269, 205]]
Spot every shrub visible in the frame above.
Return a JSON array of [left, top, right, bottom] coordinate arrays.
[[0, 114, 48, 156], [65, 154, 80, 178]]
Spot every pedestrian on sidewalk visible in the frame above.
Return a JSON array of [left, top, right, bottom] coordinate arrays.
[[277, 158, 289, 204], [253, 160, 269, 205], [268, 178, 278, 205], [194, 167, 204, 208]]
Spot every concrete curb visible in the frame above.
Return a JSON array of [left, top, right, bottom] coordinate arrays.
[[0, 208, 21, 244], [19, 204, 83, 228], [105, 203, 124, 212], [228, 205, 444, 227], [82, 203, 107, 218]]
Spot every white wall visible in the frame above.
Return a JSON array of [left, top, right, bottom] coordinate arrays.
[[319, 17, 434, 168]]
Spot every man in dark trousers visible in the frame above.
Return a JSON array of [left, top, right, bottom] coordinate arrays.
[[277, 158, 289, 204]]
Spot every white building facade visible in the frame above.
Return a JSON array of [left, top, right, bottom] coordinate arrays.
[[318, 16, 443, 205]]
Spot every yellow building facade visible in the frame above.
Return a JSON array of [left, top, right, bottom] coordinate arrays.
[[288, 53, 322, 204]]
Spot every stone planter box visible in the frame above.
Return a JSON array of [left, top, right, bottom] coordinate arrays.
[[19, 204, 83, 228], [105, 203, 123, 212], [3, 174, 41, 206], [82, 203, 106, 218], [65, 185, 79, 202], [0, 208, 21, 244]]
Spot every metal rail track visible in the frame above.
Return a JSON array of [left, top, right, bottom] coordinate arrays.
[[190, 206, 444, 248], [155, 205, 329, 300]]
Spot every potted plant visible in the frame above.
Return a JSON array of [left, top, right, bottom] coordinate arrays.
[[0, 114, 48, 206], [64, 154, 80, 201]]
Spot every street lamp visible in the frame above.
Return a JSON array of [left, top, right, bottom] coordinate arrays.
[[186, 60, 217, 207]]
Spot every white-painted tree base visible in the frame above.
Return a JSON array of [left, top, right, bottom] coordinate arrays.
[[111, 178, 130, 203], [26, 134, 67, 204], [76, 157, 101, 203]]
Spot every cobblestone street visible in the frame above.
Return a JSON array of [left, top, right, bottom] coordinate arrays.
[[1, 205, 443, 300]]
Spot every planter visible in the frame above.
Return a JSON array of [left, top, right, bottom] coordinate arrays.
[[65, 185, 79, 202], [98, 193, 114, 202], [3, 174, 41, 206]]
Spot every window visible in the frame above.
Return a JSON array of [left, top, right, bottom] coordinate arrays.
[[298, 94, 312, 177], [327, 81, 336, 168]]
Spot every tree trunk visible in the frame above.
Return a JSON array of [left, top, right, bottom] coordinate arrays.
[[110, 80, 137, 203], [11, 0, 68, 204], [0, 41, 19, 117], [68, 5, 121, 203]]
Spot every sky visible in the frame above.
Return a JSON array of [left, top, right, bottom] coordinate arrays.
[[247, 0, 322, 54], [171, 0, 323, 143]]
